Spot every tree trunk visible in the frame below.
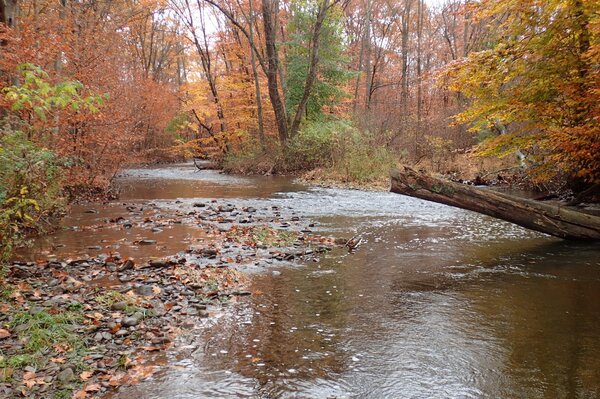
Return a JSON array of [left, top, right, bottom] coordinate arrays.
[[390, 166, 600, 240], [400, 0, 411, 120], [262, 0, 289, 144], [363, 0, 372, 109], [0, 0, 18, 28], [248, 0, 265, 149], [415, 0, 423, 157]]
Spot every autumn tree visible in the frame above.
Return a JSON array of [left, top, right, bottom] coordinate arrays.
[[444, 0, 600, 188]]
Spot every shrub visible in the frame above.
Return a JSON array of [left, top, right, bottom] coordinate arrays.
[[0, 126, 65, 260], [289, 119, 396, 182]]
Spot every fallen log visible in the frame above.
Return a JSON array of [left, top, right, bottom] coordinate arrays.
[[390, 166, 600, 240], [193, 157, 218, 170]]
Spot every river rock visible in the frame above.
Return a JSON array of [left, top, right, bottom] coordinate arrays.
[[218, 205, 235, 213], [118, 259, 135, 272], [121, 316, 139, 327], [138, 239, 156, 245], [134, 285, 155, 296], [201, 248, 218, 257], [57, 368, 74, 384], [111, 301, 128, 311]]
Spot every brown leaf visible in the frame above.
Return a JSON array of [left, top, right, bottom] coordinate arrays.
[[110, 324, 121, 334], [0, 329, 10, 339], [22, 371, 37, 388], [142, 346, 161, 352], [22, 371, 35, 381], [50, 357, 66, 364], [84, 382, 101, 392], [80, 370, 93, 381], [73, 389, 88, 399]]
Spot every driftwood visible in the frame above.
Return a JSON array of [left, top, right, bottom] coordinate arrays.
[[390, 166, 600, 240], [193, 157, 218, 170]]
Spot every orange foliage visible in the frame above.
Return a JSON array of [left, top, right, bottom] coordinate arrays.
[[0, 0, 184, 191]]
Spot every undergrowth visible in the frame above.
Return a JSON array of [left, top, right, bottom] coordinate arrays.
[[223, 119, 398, 184]]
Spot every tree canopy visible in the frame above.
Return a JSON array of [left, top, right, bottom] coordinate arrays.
[[445, 0, 599, 185]]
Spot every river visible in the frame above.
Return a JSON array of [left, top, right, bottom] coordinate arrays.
[[23, 163, 600, 398]]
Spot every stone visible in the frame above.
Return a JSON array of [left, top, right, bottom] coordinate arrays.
[[201, 248, 218, 257], [111, 301, 128, 311], [138, 239, 156, 245], [122, 316, 139, 327], [147, 259, 169, 268], [57, 368, 74, 384], [118, 259, 134, 272], [151, 337, 171, 345], [134, 285, 155, 296]]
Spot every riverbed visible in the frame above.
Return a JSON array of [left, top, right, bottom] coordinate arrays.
[[23, 162, 600, 398]]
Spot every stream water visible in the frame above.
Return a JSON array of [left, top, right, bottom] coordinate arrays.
[[23, 163, 600, 398]]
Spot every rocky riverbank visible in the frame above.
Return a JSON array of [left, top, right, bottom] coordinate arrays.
[[0, 199, 352, 398]]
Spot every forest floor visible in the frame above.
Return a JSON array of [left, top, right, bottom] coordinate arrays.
[[0, 199, 351, 399]]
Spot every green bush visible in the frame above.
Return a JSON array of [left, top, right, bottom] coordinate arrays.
[[285, 119, 351, 170], [288, 119, 396, 182], [223, 119, 396, 184], [0, 126, 65, 260]]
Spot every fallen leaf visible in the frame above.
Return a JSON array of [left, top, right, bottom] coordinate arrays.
[[50, 357, 66, 364], [0, 329, 10, 339], [84, 382, 101, 392], [80, 370, 93, 381], [142, 346, 161, 352], [110, 324, 121, 334], [22, 371, 35, 381], [73, 389, 88, 399]]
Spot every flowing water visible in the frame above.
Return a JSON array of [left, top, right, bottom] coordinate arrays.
[[23, 163, 600, 398]]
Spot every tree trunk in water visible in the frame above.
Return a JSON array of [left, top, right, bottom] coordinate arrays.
[[390, 166, 600, 240]]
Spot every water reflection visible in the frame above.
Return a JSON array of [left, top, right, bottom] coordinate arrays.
[[19, 162, 600, 398]]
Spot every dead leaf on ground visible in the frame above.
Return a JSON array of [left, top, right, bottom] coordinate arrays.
[[80, 370, 93, 381], [84, 382, 101, 392]]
